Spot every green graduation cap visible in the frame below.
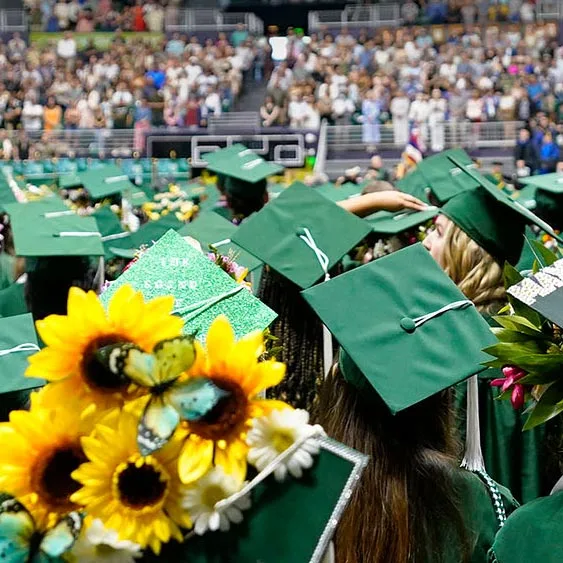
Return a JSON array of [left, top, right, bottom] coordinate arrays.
[[0, 179, 18, 211], [302, 244, 497, 413], [101, 229, 277, 340], [395, 168, 432, 203], [77, 164, 134, 200], [520, 173, 563, 229], [315, 182, 362, 203], [365, 207, 438, 235], [93, 206, 134, 260], [0, 313, 43, 392], [439, 152, 561, 265], [59, 173, 83, 190], [178, 212, 262, 273], [204, 144, 284, 198], [511, 185, 537, 210], [144, 437, 368, 563], [8, 206, 104, 258], [232, 182, 372, 289], [3, 198, 68, 217], [0, 283, 28, 319], [131, 214, 185, 248]]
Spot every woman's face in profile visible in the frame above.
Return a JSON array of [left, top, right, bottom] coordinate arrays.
[[423, 214, 451, 268]]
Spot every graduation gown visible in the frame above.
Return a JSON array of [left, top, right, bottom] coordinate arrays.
[[455, 316, 545, 504], [489, 489, 563, 563]]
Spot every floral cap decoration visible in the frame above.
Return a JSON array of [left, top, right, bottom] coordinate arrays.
[[0, 285, 366, 562], [484, 241, 563, 429]]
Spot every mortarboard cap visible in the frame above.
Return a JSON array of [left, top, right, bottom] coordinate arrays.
[[0, 179, 18, 211], [520, 173, 563, 229], [8, 205, 104, 258], [511, 185, 537, 211], [178, 212, 262, 273], [131, 214, 185, 248], [93, 206, 134, 260], [76, 164, 134, 200], [0, 283, 28, 319], [143, 437, 367, 563], [365, 207, 438, 236], [439, 152, 561, 265], [315, 182, 362, 203], [101, 230, 276, 340], [0, 313, 43, 394], [302, 244, 497, 413], [232, 182, 371, 289], [59, 173, 83, 190]]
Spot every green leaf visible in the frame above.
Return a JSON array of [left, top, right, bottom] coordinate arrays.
[[483, 341, 544, 360], [503, 262, 523, 288], [503, 261, 543, 324], [523, 380, 563, 430], [491, 327, 541, 343], [529, 239, 561, 267], [518, 372, 561, 385], [492, 315, 544, 337]]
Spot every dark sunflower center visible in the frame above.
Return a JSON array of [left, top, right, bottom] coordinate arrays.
[[81, 335, 130, 391], [189, 377, 248, 441], [118, 462, 167, 509], [39, 445, 86, 507]]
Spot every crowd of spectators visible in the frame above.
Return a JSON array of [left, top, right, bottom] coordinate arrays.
[[260, 24, 563, 157], [0, 27, 268, 157], [24, 0, 180, 33]]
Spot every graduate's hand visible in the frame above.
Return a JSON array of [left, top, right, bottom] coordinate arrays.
[[338, 191, 429, 217]]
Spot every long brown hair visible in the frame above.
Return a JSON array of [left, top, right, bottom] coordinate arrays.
[[316, 366, 471, 563]]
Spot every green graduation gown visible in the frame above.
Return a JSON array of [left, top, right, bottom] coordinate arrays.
[[489, 489, 563, 563], [456, 316, 545, 504]]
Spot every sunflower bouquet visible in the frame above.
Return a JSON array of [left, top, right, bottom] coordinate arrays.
[[483, 242, 563, 430], [0, 285, 326, 561]]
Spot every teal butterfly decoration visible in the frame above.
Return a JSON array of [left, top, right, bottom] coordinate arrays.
[[0, 497, 81, 563], [98, 336, 229, 456]]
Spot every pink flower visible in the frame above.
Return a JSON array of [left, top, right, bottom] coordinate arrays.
[[491, 365, 529, 410]]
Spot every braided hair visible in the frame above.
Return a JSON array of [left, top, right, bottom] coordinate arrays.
[[258, 267, 324, 411]]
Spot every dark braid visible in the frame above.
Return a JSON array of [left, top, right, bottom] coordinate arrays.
[[258, 267, 324, 411]]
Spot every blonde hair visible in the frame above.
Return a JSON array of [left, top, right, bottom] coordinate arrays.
[[442, 220, 506, 316]]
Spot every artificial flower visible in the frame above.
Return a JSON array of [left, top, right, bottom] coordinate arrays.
[[71, 410, 191, 554], [0, 393, 97, 528], [247, 409, 321, 482], [26, 285, 183, 412], [207, 249, 249, 285], [178, 316, 289, 484], [66, 519, 142, 563], [491, 365, 530, 409], [183, 467, 250, 536]]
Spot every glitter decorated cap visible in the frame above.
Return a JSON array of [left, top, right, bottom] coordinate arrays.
[[101, 229, 276, 340], [143, 437, 368, 563], [178, 212, 262, 273], [92, 206, 135, 260], [365, 208, 438, 235], [7, 205, 104, 258], [302, 244, 497, 413], [232, 182, 372, 289]]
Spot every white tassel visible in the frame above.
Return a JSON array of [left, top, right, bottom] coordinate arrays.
[[551, 475, 563, 495], [93, 256, 105, 295], [461, 375, 486, 472], [322, 324, 333, 378]]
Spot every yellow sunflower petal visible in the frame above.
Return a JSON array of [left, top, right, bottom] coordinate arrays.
[[205, 316, 235, 371], [243, 361, 286, 397], [178, 435, 214, 484], [214, 441, 247, 483], [249, 399, 293, 418]]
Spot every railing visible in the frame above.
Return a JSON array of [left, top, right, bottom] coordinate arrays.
[[0, 9, 27, 32], [208, 112, 261, 133], [535, 0, 563, 21], [326, 121, 524, 152], [308, 4, 402, 30], [166, 9, 263, 34], [314, 119, 328, 176]]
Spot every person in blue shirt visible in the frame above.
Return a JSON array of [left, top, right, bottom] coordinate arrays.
[[166, 33, 185, 57], [526, 75, 544, 113], [539, 132, 560, 174], [145, 63, 166, 91]]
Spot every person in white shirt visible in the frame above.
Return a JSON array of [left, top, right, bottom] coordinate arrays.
[[205, 88, 222, 117], [390, 91, 410, 147], [302, 96, 321, 130], [288, 93, 308, 128], [56, 31, 77, 60], [0, 131, 14, 161], [21, 95, 44, 131], [408, 92, 430, 144], [427, 88, 447, 152], [54, 0, 70, 30], [185, 58, 202, 85]]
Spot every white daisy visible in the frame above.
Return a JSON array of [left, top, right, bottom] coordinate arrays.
[[246, 409, 322, 482], [67, 519, 142, 563], [183, 467, 251, 536]]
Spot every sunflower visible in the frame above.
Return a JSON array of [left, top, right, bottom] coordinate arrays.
[[0, 392, 96, 529], [71, 410, 191, 554], [26, 285, 184, 412], [178, 316, 289, 485]]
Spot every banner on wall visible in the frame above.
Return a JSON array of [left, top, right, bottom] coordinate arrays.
[[30, 32, 164, 50]]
